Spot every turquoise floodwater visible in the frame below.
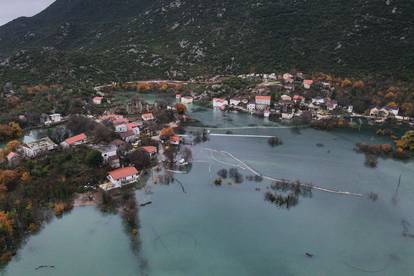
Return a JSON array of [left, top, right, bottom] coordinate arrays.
[[2, 103, 414, 276]]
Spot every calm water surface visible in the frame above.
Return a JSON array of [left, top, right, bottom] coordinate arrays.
[[2, 105, 414, 276]]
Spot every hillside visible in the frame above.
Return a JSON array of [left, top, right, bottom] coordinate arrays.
[[0, 0, 413, 84]]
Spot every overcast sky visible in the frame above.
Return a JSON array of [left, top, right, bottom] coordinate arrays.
[[0, 0, 55, 26]]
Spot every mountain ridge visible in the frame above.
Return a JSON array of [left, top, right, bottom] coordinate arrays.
[[1, 0, 413, 84]]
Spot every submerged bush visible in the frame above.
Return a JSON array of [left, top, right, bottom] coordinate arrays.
[[268, 136, 283, 147]]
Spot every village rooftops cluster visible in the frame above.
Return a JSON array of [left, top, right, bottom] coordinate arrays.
[[7, 108, 177, 191], [203, 72, 410, 124]]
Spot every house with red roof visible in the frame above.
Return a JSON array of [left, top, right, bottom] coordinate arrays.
[[93, 96, 103, 105], [303, 80, 314, 89], [170, 135, 181, 145], [127, 122, 141, 135], [142, 146, 157, 158], [7, 152, 20, 165], [255, 95, 271, 110], [212, 98, 228, 109], [61, 133, 87, 148], [293, 95, 305, 103], [107, 167, 139, 188]]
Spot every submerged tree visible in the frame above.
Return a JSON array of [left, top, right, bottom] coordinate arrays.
[[229, 168, 243, 183], [217, 169, 228, 179], [268, 136, 283, 147]]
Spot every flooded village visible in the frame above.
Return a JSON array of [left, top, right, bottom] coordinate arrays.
[[1, 72, 414, 275]]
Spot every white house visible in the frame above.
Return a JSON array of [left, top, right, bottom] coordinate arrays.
[[347, 105, 354, 113], [321, 82, 331, 88], [118, 122, 140, 142], [181, 96, 194, 104], [326, 100, 338, 111], [280, 95, 292, 102], [230, 98, 241, 106], [312, 97, 325, 105], [282, 112, 294, 120], [21, 137, 58, 158], [44, 113, 62, 126], [142, 113, 155, 121], [384, 106, 399, 116], [212, 98, 228, 108], [93, 144, 120, 168], [370, 107, 390, 118], [283, 73, 294, 83], [94, 145, 117, 161], [61, 133, 87, 148], [107, 167, 139, 188], [115, 124, 128, 133], [93, 96, 103, 105], [247, 103, 256, 112]]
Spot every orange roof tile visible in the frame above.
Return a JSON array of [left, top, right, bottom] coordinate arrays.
[[142, 146, 157, 154], [170, 135, 180, 142], [255, 95, 271, 100], [64, 133, 87, 145], [108, 167, 138, 180]]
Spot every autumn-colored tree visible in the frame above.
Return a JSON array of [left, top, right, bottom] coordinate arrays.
[[341, 78, 352, 88], [384, 91, 395, 99], [160, 83, 169, 90], [9, 122, 22, 138], [138, 83, 151, 91], [0, 149, 5, 163], [0, 125, 14, 140], [6, 96, 20, 107], [175, 103, 187, 115], [5, 140, 21, 154], [20, 171, 31, 183], [0, 211, 14, 235], [0, 122, 23, 140], [54, 202, 68, 216], [28, 223, 38, 233], [352, 80, 365, 89], [160, 127, 175, 139], [401, 102, 414, 116], [0, 170, 19, 191], [387, 101, 398, 108]]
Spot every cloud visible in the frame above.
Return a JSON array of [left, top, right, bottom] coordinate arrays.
[[0, 0, 55, 26]]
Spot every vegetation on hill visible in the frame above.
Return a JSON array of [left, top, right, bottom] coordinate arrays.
[[0, 0, 413, 85]]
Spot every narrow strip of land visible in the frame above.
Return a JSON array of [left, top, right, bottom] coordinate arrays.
[[209, 134, 275, 138], [203, 148, 364, 198]]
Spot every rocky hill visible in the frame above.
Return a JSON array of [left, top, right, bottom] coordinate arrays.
[[0, 0, 413, 84]]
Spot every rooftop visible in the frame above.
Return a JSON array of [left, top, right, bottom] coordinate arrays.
[[64, 133, 87, 145], [142, 146, 157, 154], [24, 137, 56, 149], [108, 167, 138, 180]]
